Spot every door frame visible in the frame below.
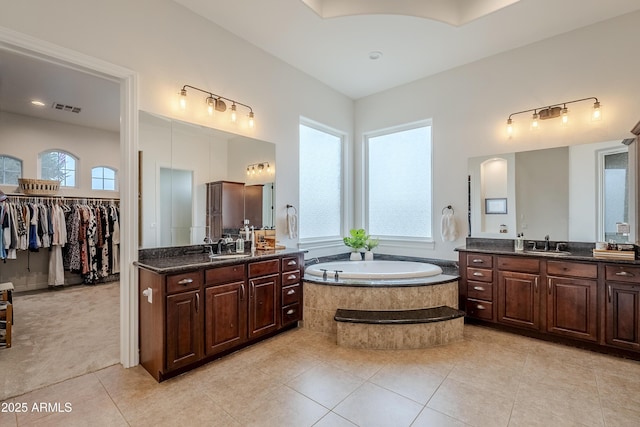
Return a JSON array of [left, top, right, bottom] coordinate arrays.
[[0, 26, 140, 368]]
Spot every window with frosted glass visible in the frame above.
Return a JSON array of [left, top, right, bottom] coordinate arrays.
[[40, 150, 77, 187], [299, 123, 342, 239], [367, 124, 432, 238], [603, 150, 628, 242], [0, 155, 22, 185], [92, 166, 117, 190]]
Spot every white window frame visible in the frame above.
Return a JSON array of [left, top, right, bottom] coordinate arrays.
[[39, 149, 78, 188], [91, 165, 118, 191], [0, 154, 22, 185], [364, 120, 435, 252], [298, 117, 348, 253], [597, 146, 629, 242]]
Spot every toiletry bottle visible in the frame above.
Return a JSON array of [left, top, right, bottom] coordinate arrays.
[[244, 220, 250, 241], [236, 237, 244, 253], [515, 233, 524, 251]]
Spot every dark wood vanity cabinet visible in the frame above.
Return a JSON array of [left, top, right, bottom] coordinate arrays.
[[204, 264, 247, 355], [604, 264, 640, 351], [459, 249, 640, 357], [138, 252, 304, 382], [546, 261, 598, 342]]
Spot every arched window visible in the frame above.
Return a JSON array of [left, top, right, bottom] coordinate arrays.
[[0, 155, 22, 185], [92, 166, 117, 190], [40, 150, 77, 187]]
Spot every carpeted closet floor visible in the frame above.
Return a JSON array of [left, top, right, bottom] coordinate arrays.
[[0, 282, 119, 401]]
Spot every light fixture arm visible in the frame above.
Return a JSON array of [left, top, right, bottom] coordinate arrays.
[[181, 84, 254, 114], [507, 97, 599, 121]]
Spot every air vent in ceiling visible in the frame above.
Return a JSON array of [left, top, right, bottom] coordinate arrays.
[[51, 102, 81, 114]]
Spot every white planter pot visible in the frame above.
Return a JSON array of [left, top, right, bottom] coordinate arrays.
[[364, 251, 374, 261], [350, 252, 362, 261]]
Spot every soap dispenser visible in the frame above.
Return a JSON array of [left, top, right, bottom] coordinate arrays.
[[235, 236, 244, 253]]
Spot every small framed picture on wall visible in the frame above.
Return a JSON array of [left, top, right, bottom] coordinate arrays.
[[485, 198, 507, 214]]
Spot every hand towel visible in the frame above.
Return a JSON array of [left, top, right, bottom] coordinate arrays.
[[441, 211, 458, 242], [287, 211, 298, 239]]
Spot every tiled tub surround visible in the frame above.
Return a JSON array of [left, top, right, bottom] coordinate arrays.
[[303, 255, 461, 349]]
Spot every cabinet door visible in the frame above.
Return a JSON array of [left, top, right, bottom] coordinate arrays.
[[605, 282, 640, 350], [546, 276, 598, 342], [248, 273, 279, 339], [166, 290, 202, 371], [497, 271, 540, 330], [204, 281, 247, 355]]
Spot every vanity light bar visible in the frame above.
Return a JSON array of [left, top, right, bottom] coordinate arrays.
[[179, 84, 255, 128], [506, 97, 601, 137]]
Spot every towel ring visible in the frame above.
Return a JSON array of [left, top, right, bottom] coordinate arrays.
[[286, 204, 298, 215], [442, 205, 454, 215]]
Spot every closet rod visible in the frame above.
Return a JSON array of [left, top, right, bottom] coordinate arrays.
[[4, 194, 120, 203]]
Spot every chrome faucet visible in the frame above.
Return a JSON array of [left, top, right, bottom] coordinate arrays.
[[320, 269, 328, 281], [334, 270, 342, 281], [217, 238, 225, 255], [544, 235, 550, 251]]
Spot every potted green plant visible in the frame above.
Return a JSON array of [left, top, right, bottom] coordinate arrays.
[[364, 237, 379, 260], [343, 228, 368, 260]]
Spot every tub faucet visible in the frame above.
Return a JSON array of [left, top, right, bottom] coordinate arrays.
[[334, 270, 342, 281], [320, 269, 328, 281]]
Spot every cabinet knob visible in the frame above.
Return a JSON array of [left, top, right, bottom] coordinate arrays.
[[178, 278, 193, 285]]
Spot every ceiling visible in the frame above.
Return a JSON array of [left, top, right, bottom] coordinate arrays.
[[1, 0, 639, 133], [174, 0, 640, 99]]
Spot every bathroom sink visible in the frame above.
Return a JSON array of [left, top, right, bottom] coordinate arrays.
[[210, 254, 250, 260], [524, 250, 571, 257]]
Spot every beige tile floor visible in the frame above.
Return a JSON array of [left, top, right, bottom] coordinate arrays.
[[2, 325, 640, 426]]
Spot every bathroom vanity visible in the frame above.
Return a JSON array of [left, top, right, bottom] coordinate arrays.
[[136, 248, 304, 381], [458, 240, 640, 358]]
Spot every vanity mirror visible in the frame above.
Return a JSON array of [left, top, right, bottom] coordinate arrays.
[[468, 139, 633, 242], [139, 111, 275, 248]]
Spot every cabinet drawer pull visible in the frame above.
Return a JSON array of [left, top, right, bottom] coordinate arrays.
[[286, 309, 295, 315], [472, 286, 485, 291], [476, 304, 486, 310], [472, 259, 484, 264], [287, 260, 297, 266], [615, 271, 634, 277], [534, 277, 538, 292], [195, 292, 200, 312], [548, 278, 552, 295], [178, 278, 194, 285], [287, 289, 296, 295], [608, 285, 612, 303], [240, 284, 246, 301], [287, 274, 297, 280], [472, 272, 484, 277]]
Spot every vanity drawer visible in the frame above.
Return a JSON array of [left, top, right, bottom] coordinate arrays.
[[467, 268, 493, 283], [467, 254, 493, 268], [605, 265, 640, 283], [281, 303, 302, 325], [205, 264, 245, 285], [166, 271, 202, 294], [282, 256, 302, 272], [248, 259, 280, 278], [282, 283, 301, 306], [547, 261, 597, 279], [497, 256, 540, 273], [466, 299, 493, 321], [467, 281, 493, 301], [282, 271, 301, 286]]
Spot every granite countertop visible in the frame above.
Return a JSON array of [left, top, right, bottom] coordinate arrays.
[[135, 247, 306, 275], [457, 238, 640, 265]]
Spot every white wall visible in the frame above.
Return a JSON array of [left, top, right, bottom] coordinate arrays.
[[0, 0, 355, 250], [356, 10, 640, 260], [0, 111, 120, 199]]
